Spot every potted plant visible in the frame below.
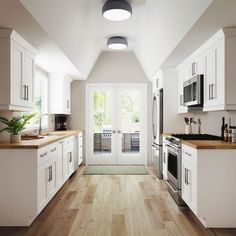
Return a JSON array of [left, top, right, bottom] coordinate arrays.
[[0, 113, 35, 143]]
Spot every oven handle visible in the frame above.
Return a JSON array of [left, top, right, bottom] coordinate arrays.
[[166, 181, 178, 194], [151, 144, 160, 150], [165, 144, 179, 155]]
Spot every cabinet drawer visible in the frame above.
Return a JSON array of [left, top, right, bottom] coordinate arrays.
[[182, 144, 197, 166], [38, 146, 50, 166], [37, 143, 59, 166], [64, 136, 74, 152]]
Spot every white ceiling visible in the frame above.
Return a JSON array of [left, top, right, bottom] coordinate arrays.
[[163, 0, 236, 68], [0, 0, 81, 78], [19, 0, 213, 80]]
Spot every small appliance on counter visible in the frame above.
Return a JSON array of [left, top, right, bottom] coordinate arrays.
[[55, 114, 68, 131]]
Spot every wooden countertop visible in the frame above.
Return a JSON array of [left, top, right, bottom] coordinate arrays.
[[162, 133, 236, 149], [181, 140, 236, 149], [0, 130, 83, 149]]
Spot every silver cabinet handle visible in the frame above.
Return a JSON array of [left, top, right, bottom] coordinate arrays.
[[209, 84, 211, 100], [184, 151, 192, 157], [22, 85, 27, 100], [117, 130, 122, 134], [185, 168, 190, 185], [211, 83, 215, 99], [40, 151, 47, 158], [112, 130, 116, 134], [51, 147, 56, 152], [69, 152, 72, 163], [48, 166, 52, 182], [26, 85, 29, 101], [48, 166, 51, 182]]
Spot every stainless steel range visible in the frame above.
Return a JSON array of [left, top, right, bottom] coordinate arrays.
[[165, 133, 222, 205]]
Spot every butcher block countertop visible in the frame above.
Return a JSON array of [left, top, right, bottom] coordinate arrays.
[[0, 130, 82, 149], [181, 140, 236, 149]]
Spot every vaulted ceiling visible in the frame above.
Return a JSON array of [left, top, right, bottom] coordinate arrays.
[[19, 0, 213, 80]]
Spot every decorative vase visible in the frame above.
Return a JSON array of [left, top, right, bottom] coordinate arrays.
[[10, 134, 21, 143]]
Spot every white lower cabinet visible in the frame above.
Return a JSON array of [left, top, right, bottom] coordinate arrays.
[[61, 136, 75, 180], [0, 134, 79, 226], [181, 144, 236, 228]]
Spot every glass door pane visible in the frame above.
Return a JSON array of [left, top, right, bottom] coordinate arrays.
[[116, 86, 147, 165], [93, 90, 112, 154], [87, 86, 116, 165], [120, 90, 141, 154]]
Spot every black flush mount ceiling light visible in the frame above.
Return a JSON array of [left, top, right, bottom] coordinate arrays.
[[102, 0, 132, 21], [107, 36, 128, 50]]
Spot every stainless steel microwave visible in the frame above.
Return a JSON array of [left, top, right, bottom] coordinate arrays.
[[183, 74, 203, 107]]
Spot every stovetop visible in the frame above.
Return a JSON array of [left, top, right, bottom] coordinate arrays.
[[171, 133, 222, 141], [165, 134, 222, 147]]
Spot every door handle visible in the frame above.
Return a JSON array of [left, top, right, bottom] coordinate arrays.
[[209, 84, 211, 100], [211, 83, 214, 99], [22, 85, 26, 100], [112, 130, 116, 134], [26, 85, 29, 101], [117, 130, 122, 134]]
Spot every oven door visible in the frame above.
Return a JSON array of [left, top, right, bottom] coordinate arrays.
[[166, 144, 181, 190]]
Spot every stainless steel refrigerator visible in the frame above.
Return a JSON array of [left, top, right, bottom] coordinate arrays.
[[152, 89, 163, 179]]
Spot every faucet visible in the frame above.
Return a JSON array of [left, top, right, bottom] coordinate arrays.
[[39, 114, 53, 135]]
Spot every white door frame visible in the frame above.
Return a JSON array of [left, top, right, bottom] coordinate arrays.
[[85, 83, 147, 165]]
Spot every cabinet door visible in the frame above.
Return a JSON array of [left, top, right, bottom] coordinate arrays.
[[67, 150, 74, 176], [195, 54, 204, 75], [10, 41, 25, 107], [37, 162, 48, 212], [182, 160, 191, 206], [212, 39, 224, 106], [23, 51, 35, 108], [182, 160, 197, 214], [47, 160, 57, 200], [63, 78, 71, 114], [204, 48, 214, 107], [55, 144, 64, 188]]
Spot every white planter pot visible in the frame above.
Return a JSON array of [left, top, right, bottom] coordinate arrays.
[[10, 134, 21, 143]]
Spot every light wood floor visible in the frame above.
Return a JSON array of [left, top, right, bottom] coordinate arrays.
[[1, 167, 236, 236]]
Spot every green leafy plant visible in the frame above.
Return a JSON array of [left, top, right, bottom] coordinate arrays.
[[0, 113, 36, 135]]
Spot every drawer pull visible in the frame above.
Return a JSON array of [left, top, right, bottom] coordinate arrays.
[[51, 147, 57, 152], [40, 151, 47, 158], [184, 151, 192, 157]]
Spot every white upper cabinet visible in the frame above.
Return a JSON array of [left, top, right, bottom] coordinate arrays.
[[49, 74, 72, 114], [177, 28, 236, 112], [0, 29, 37, 111], [203, 39, 225, 111]]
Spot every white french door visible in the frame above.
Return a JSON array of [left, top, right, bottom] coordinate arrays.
[[86, 84, 147, 165]]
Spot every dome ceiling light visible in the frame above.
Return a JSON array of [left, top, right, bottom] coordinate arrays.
[[107, 36, 128, 50], [102, 0, 132, 21]]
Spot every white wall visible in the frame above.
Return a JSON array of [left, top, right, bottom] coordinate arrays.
[[161, 69, 186, 134], [69, 52, 153, 164], [185, 111, 236, 136]]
